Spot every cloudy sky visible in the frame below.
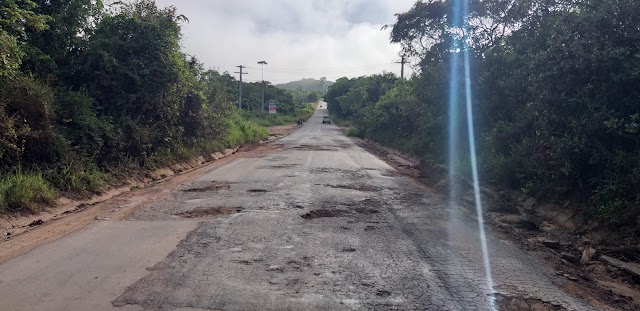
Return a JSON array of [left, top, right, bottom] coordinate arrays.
[[153, 0, 416, 84]]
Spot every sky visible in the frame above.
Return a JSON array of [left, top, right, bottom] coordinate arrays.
[[153, 0, 416, 84]]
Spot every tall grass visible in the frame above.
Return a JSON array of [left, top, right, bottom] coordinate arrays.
[[225, 114, 269, 146], [44, 164, 107, 193], [0, 171, 55, 213]]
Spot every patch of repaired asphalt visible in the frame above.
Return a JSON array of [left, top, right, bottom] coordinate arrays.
[[113, 183, 596, 311], [112, 215, 462, 311]]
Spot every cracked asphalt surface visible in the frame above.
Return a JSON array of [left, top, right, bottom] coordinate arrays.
[[0, 103, 597, 310]]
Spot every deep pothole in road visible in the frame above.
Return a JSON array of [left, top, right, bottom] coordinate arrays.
[[289, 203, 305, 209], [301, 209, 348, 219], [174, 206, 242, 218], [322, 183, 381, 192], [182, 182, 231, 192], [376, 290, 391, 298], [309, 167, 363, 177], [354, 207, 380, 214], [246, 189, 269, 193], [494, 294, 567, 311], [301, 198, 383, 219], [343, 198, 383, 209], [291, 144, 340, 151]]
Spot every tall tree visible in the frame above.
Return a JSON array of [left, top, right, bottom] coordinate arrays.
[[0, 0, 49, 76]]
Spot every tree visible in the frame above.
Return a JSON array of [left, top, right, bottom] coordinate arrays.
[[77, 0, 190, 158], [22, 0, 102, 81], [0, 0, 49, 76]]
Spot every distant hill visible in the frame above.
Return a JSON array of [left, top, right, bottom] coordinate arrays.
[[275, 78, 334, 94]]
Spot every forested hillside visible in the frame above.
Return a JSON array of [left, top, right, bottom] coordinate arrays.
[[275, 78, 333, 94], [327, 0, 640, 235], [0, 0, 304, 213]]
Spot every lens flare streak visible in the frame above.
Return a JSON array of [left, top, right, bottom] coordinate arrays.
[[448, 0, 497, 309]]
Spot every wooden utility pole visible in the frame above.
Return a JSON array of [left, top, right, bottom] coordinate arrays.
[[395, 56, 406, 79]]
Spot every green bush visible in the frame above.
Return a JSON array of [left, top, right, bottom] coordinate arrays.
[[43, 164, 107, 193], [0, 172, 55, 213], [326, 0, 640, 234], [345, 127, 363, 138], [242, 104, 315, 127], [0, 0, 283, 214], [225, 114, 268, 147]]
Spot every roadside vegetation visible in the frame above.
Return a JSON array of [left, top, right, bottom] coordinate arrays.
[[242, 103, 317, 127], [327, 0, 640, 237], [275, 78, 333, 94], [214, 74, 321, 127], [0, 0, 308, 214]]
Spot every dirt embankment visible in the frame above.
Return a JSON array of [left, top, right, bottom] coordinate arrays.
[[0, 125, 296, 264], [351, 136, 640, 311]]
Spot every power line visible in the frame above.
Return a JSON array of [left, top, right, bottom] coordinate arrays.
[[246, 63, 396, 72], [262, 68, 399, 76]]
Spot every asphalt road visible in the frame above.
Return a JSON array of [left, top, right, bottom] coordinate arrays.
[[0, 103, 595, 311]]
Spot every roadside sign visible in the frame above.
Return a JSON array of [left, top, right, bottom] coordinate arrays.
[[269, 102, 277, 114]]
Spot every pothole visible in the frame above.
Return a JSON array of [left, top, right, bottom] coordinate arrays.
[[324, 183, 381, 192], [309, 167, 359, 175], [182, 182, 231, 192], [342, 247, 356, 252], [174, 206, 242, 218], [301, 209, 348, 219], [355, 207, 380, 214], [381, 170, 404, 177], [291, 144, 339, 151], [376, 290, 391, 298], [269, 156, 288, 162], [257, 164, 300, 169], [246, 189, 269, 193], [343, 198, 383, 209], [233, 260, 252, 265], [494, 294, 567, 311], [364, 225, 376, 231]]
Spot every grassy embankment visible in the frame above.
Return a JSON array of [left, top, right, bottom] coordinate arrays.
[[0, 115, 266, 214]]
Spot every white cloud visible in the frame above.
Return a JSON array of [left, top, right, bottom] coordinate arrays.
[[154, 0, 415, 83]]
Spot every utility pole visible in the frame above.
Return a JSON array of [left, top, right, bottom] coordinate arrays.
[[234, 65, 247, 109], [395, 55, 406, 79], [258, 61, 268, 111]]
